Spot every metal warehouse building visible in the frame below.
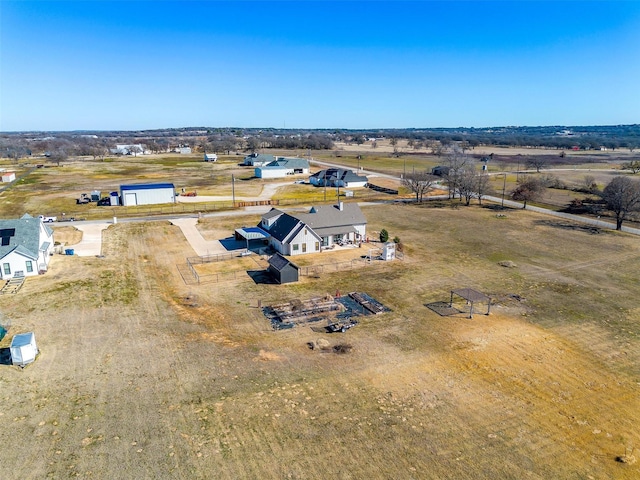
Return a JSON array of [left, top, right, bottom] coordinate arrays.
[[120, 183, 176, 206]]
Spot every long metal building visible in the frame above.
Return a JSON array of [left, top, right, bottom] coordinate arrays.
[[120, 183, 176, 206]]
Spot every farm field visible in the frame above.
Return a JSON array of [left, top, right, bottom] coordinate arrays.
[[1, 203, 639, 479]]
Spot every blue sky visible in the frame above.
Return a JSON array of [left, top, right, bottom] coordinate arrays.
[[1, 1, 639, 131]]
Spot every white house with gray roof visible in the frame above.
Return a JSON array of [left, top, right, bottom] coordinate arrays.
[[0, 214, 54, 279], [258, 202, 367, 255], [309, 168, 368, 188]]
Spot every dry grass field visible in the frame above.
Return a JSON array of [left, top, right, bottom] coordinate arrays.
[[1, 202, 639, 479]]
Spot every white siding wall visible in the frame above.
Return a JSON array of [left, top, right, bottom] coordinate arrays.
[[255, 168, 291, 179], [1, 251, 38, 279], [354, 223, 366, 238], [286, 228, 320, 256], [121, 187, 175, 206]]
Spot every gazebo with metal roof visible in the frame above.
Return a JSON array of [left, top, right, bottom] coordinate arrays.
[[449, 288, 492, 318]]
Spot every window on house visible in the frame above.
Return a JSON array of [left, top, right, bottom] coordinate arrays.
[[302, 243, 307, 253], [315, 242, 320, 251], [3, 263, 10, 275], [292, 244, 299, 251], [26, 261, 33, 273]]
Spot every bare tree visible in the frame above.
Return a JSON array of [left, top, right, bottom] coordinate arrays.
[[621, 161, 640, 174], [128, 145, 142, 157], [601, 176, 640, 230], [48, 149, 68, 166], [401, 170, 438, 203], [510, 177, 545, 209], [475, 172, 491, 205], [525, 156, 549, 173], [582, 175, 598, 193], [457, 168, 478, 206], [443, 147, 469, 200], [245, 136, 260, 153]]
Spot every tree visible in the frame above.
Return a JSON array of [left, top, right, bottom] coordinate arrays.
[[128, 145, 142, 157], [245, 137, 260, 153], [582, 175, 598, 193], [379, 229, 389, 243], [621, 161, 640, 174], [457, 168, 478, 206], [474, 172, 491, 205], [510, 177, 545, 209], [601, 176, 640, 230], [48, 149, 68, 166], [443, 147, 469, 200], [525, 156, 549, 173], [401, 170, 438, 203]]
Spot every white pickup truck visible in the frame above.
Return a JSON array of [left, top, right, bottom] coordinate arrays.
[[38, 215, 57, 223]]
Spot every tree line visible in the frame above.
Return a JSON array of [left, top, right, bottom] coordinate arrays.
[[401, 146, 640, 230]]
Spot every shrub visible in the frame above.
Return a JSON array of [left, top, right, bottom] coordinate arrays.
[[379, 229, 389, 242]]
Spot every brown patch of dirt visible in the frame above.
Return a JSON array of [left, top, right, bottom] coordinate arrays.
[[51, 225, 83, 245]]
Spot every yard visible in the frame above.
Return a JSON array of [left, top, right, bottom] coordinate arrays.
[[1, 202, 639, 478]]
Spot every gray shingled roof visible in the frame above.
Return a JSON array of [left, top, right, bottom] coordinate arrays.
[[244, 153, 276, 164], [268, 158, 309, 169], [262, 208, 285, 220], [268, 252, 298, 271], [0, 214, 47, 261], [296, 203, 367, 231]]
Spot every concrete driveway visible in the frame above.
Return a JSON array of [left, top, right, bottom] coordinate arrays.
[[72, 223, 110, 256], [169, 218, 228, 256]]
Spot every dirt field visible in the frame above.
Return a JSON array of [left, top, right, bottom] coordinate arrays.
[[1, 203, 639, 479]]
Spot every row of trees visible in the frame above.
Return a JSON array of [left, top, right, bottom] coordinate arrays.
[[400, 147, 640, 230], [401, 147, 492, 205]]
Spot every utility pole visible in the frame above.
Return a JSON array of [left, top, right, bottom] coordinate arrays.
[[231, 174, 235, 207]]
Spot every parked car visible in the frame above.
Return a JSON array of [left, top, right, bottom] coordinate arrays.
[[38, 215, 57, 223]]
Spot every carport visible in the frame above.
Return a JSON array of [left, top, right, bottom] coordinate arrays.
[[234, 226, 270, 251]]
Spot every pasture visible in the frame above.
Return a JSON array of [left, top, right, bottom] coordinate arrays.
[[1, 202, 639, 479]]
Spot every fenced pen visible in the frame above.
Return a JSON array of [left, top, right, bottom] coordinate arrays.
[[179, 248, 403, 285], [182, 251, 268, 285]]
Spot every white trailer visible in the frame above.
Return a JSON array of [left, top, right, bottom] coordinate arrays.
[[10, 332, 38, 367]]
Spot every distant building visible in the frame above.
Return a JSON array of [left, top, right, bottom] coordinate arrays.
[[243, 153, 277, 167], [255, 158, 310, 178], [309, 168, 368, 188], [120, 183, 176, 206], [177, 146, 192, 154], [110, 144, 148, 155], [204, 153, 218, 162], [2, 172, 16, 183]]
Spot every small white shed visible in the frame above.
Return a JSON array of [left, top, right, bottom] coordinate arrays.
[[2, 172, 16, 183], [10, 332, 38, 367], [382, 242, 396, 261]]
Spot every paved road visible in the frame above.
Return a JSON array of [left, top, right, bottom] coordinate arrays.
[[65, 164, 640, 257]]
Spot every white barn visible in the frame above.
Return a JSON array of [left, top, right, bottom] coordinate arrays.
[[120, 183, 176, 206], [0, 214, 54, 279]]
